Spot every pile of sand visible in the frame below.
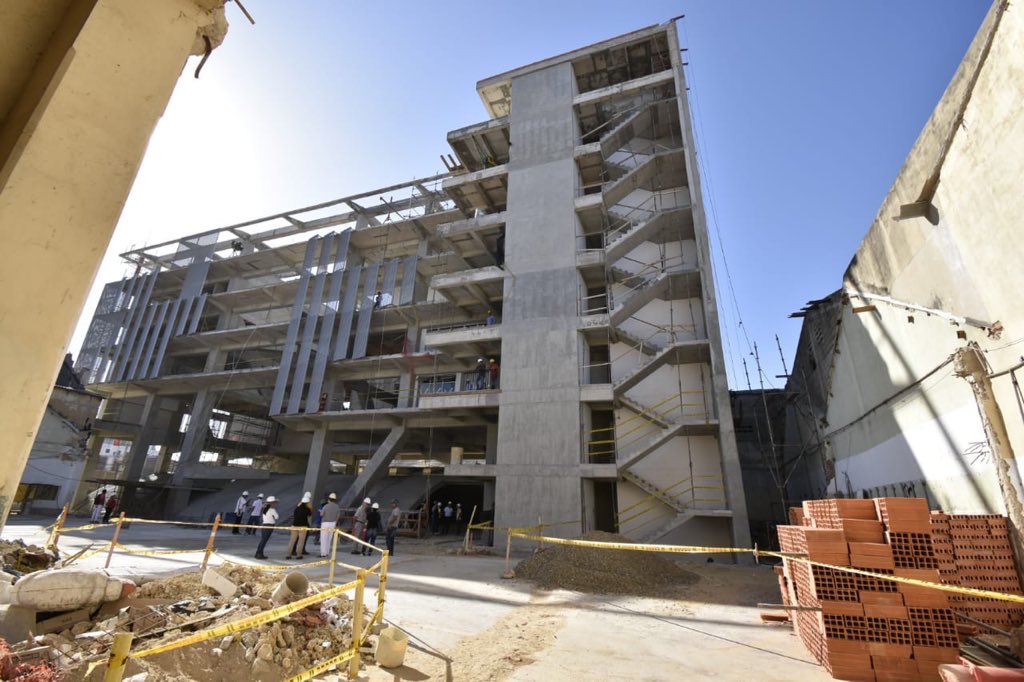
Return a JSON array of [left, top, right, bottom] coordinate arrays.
[[514, 531, 699, 595]]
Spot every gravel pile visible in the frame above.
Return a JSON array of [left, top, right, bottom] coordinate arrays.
[[515, 531, 700, 595]]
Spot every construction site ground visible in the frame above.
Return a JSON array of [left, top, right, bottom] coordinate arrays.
[[3, 517, 828, 681]]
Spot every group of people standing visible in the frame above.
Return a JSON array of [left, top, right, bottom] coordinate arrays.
[[428, 501, 465, 535], [90, 489, 119, 523], [229, 490, 403, 560], [473, 357, 500, 390]]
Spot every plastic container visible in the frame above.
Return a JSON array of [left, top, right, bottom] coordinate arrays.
[[374, 626, 408, 668]]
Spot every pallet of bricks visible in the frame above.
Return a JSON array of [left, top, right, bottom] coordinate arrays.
[[930, 511, 1024, 632], [777, 497, 960, 682]]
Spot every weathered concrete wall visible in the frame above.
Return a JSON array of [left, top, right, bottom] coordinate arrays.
[[494, 62, 584, 536], [796, 2, 1023, 513]]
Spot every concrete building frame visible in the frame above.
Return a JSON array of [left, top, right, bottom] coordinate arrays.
[[75, 22, 751, 549]]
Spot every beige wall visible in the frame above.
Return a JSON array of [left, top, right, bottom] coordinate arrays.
[[813, 1, 1023, 512], [0, 0, 228, 528]]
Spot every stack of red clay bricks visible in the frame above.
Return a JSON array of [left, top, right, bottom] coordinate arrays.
[[777, 497, 960, 681], [930, 511, 1024, 631]]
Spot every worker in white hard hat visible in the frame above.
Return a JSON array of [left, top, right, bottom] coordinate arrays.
[[364, 502, 382, 555], [287, 492, 314, 560], [232, 490, 249, 535], [475, 357, 487, 390], [351, 497, 371, 554], [245, 493, 264, 535], [319, 492, 341, 557], [255, 495, 279, 559], [442, 501, 454, 535]]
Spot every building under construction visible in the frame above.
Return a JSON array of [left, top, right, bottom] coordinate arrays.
[[73, 22, 750, 548]]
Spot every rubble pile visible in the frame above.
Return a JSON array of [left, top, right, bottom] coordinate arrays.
[[514, 531, 700, 595], [1, 566, 372, 682], [0, 540, 56, 575]]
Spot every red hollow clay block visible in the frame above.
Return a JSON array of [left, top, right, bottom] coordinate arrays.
[[866, 642, 913, 657], [912, 646, 960, 663], [902, 592, 951, 608], [827, 639, 872, 655], [871, 656, 918, 672], [829, 669, 876, 682], [849, 542, 895, 557], [822, 601, 866, 616], [863, 605, 909, 619], [861, 591, 906, 605], [852, 554, 898, 570], [815, 552, 853, 567]]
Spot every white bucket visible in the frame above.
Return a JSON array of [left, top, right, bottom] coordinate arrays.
[[374, 626, 408, 668]]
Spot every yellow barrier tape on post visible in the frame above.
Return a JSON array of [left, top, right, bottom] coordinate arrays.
[[508, 531, 1024, 606], [215, 554, 334, 571], [59, 523, 109, 533], [284, 649, 356, 682], [114, 544, 205, 556], [132, 578, 360, 659]]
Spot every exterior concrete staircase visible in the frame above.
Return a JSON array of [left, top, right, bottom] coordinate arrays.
[[640, 510, 698, 542], [621, 470, 686, 513], [605, 207, 684, 263], [601, 148, 685, 208]]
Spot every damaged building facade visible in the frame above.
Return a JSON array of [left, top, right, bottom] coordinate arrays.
[[73, 23, 750, 548], [784, 2, 1024, 517]]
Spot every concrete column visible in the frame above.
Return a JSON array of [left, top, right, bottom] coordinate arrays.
[[117, 394, 160, 514], [68, 434, 106, 515], [165, 389, 215, 514], [0, 0, 228, 529], [302, 427, 332, 505], [494, 62, 584, 539], [485, 424, 498, 465], [398, 325, 420, 408]]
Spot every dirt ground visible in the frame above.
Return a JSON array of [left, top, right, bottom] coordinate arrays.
[[2, 518, 828, 681]]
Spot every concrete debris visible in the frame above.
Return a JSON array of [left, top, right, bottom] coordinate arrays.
[[201, 567, 237, 598], [9, 569, 135, 611], [514, 531, 701, 595], [0, 540, 56, 576]]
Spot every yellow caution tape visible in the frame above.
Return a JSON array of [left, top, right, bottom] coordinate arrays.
[[59, 523, 109, 533], [132, 578, 360, 659], [285, 649, 356, 682], [215, 554, 333, 571], [114, 544, 204, 556], [509, 531, 1024, 605]]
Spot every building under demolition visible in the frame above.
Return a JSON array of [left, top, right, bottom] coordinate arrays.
[[73, 22, 750, 548]]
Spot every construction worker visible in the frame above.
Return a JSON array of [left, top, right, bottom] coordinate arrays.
[[91, 489, 106, 523], [486, 310, 497, 326], [102, 493, 118, 523], [364, 502, 382, 555], [255, 496, 279, 560], [246, 493, 264, 535], [475, 358, 487, 390], [431, 501, 442, 534], [386, 499, 401, 556], [232, 490, 249, 534], [488, 358, 499, 389], [455, 503, 465, 534], [319, 492, 341, 557], [351, 497, 370, 554], [286, 492, 313, 559], [442, 501, 454, 535]]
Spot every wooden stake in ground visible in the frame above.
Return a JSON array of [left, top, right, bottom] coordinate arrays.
[[201, 513, 221, 571], [349, 569, 366, 678], [463, 505, 477, 552], [47, 504, 69, 552], [105, 512, 126, 569], [502, 531, 514, 579], [328, 529, 340, 586]]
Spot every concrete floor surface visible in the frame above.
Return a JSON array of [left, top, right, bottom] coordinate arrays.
[[4, 516, 829, 681]]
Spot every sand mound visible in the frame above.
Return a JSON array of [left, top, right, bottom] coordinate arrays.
[[137, 565, 279, 599], [514, 531, 699, 595]]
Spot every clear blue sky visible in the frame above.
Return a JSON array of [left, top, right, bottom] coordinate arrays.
[[72, 0, 991, 389]]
